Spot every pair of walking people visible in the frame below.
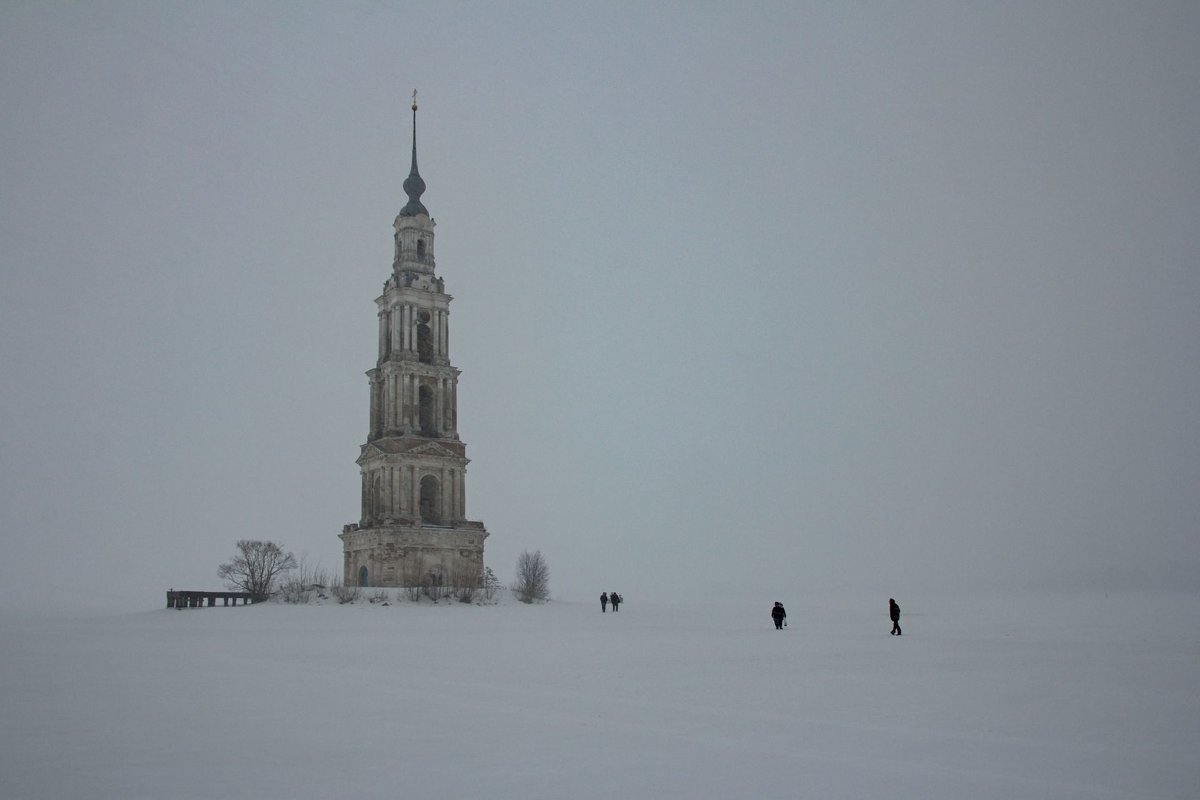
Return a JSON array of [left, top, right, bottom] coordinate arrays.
[[600, 591, 622, 612], [766, 598, 902, 634], [771, 601, 787, 629]]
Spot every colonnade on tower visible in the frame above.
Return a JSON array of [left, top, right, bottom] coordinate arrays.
[[339, 96, 488, 589]]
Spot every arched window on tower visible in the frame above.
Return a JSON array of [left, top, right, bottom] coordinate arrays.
[[417, 238, 426, 260], [420, 475, 441, 524], [416, 311, 433, 363], [418, 384, 436, 437]]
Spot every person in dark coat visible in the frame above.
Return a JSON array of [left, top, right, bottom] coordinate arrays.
[[889, 598, 901, 635], [771, 601, 787, 630], [610, 592, 621, 612], [600, 592, 608, 612]]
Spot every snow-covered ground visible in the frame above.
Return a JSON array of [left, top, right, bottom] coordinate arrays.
[[1, 591, 1196, 799]]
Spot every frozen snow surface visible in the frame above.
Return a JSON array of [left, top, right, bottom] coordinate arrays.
[[1, 591, 1197, 800]]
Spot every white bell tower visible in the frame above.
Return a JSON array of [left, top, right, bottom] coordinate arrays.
[[339, 94, 489, 588]]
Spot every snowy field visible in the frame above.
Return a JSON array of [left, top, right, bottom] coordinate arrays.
[[2, 591, 1197, 800]]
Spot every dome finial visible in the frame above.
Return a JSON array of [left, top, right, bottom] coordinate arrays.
[[399, 88, 428, 217]]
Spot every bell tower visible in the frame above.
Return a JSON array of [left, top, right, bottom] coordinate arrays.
[[340, 94, 489, 588]]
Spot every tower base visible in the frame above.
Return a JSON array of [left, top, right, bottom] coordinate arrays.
[[340, 521, 487, 588]]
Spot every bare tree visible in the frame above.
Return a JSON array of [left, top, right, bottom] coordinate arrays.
[[217, 540, 297, 601], [513, 550, 550, 603]]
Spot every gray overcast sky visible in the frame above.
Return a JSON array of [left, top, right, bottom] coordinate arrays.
[[1, 1, 1197, 612]]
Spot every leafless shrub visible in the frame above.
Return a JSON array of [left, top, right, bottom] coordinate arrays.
[[405, 556, 426, 601], [512, 550, 550, 603], [454, 566, 482, 604], [278, 581, 311, 604], [278, 557, 329, 604], [420, 572, 454, 602], [368, 589, 389, 605], [330, 579, 360, 604]]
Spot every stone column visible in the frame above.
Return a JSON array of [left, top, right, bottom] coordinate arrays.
[[369, 378, 380, 435], [441, 467, 450, 522], [436, 378, 445, 434], [393, 376, 403, 431], [391, 305, 402, 354], [398, 466, 407, 513], [436, 310, 445, 359], [392, 466, 401, 517], [378, 311, 388, 359], [360, 472, 368, 522], [383, 374, 392, 430], [383, 466, 392, 517], [457, 469, 465, 518], [409, 465, 419, 516], [410, 374, 419, 426]]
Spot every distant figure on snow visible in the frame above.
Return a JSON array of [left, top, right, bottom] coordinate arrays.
[[610, 592, 621, 612], [889, 598, 901, 636], [600, 592, 608, 612], [771, 601, 787, 630]]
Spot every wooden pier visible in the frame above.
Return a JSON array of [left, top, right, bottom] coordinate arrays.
[[166, 590, 259, 608]]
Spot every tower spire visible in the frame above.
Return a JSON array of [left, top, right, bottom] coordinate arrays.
[[399, 89, 428, 217]]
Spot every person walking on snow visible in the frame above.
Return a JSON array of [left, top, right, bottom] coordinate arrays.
[[771, 601, 787, 630], [889, 598, 902, 635], [600, 592, 608, 612], [610, 592, 621, 612]]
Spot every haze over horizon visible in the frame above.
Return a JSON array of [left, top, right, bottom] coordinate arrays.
[[2, 2, 1197, 613]]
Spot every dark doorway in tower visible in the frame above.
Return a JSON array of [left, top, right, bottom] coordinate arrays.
[[358, 566, 369, 587], [418, 384, 436, 436], [419, 475, 441, 524], [416, 311, 433, 363]]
